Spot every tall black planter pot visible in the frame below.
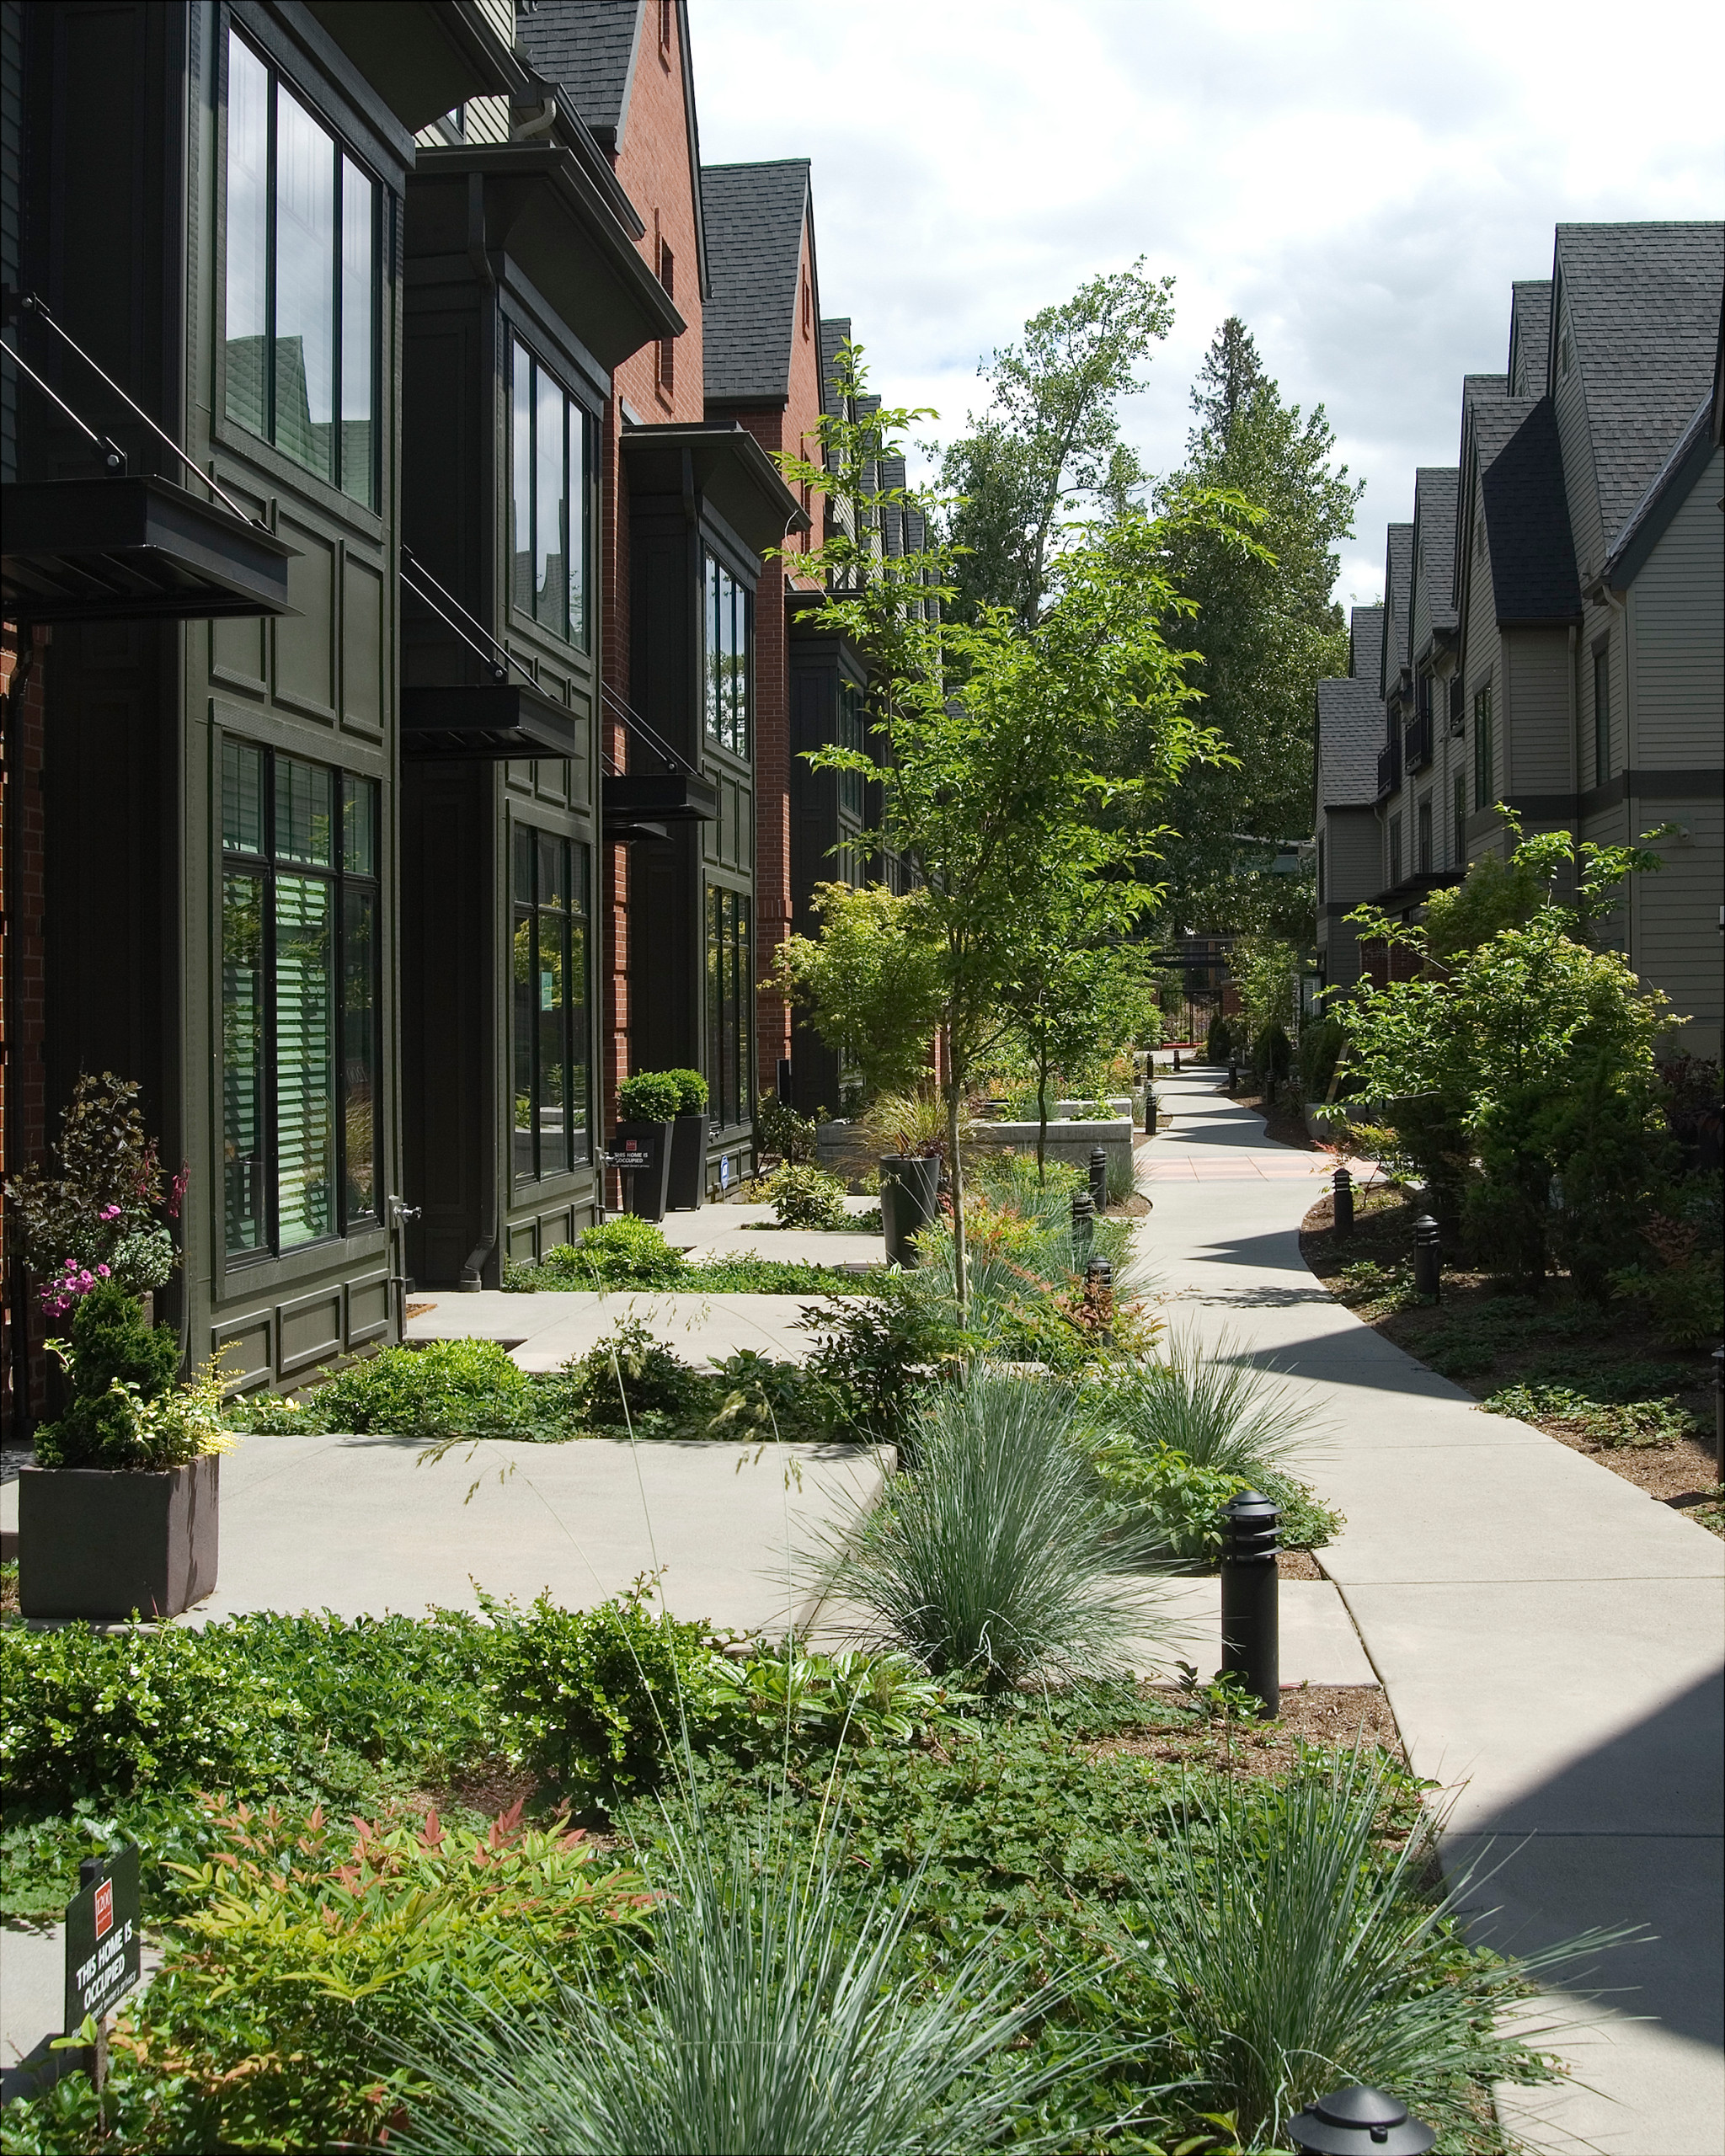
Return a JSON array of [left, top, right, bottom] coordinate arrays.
[[19, 1454, 219, 1620], [666, 1115, 709, 1212], [879, 1154, 940, 1268], [614, 1120, 675, 1221]]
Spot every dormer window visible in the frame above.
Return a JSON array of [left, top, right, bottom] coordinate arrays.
[[660, 0, 674, 56]]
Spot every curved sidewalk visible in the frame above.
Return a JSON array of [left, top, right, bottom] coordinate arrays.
[[1137, 1065, 1723, 2156]]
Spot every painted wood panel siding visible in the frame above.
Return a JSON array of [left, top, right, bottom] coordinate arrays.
[[1628, 446, 1725, 766], [1502, 629, 1573, 792], [1322, 807, 1382, 901], [1631, 798, 1723, 1056]]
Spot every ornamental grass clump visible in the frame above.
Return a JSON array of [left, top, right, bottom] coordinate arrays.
[[1098, 1328, 1316, 1485], [817, 1367, 1170, 1688], [1119, 1745, 1605, 2148], [387, 1802, 1124, 2156]]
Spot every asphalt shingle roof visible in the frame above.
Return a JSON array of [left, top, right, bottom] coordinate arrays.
[[1507, 280, 1551, 397], [1555, 221, 1725, 549], [1381, 523, 1413, 693], [1316, 677, 1386, 808], [515, 0, 642, 145], [819, 317, 852, 420], [700, 162, 810, 406], [1349, 606, 1383, 684], [1411, 467, 1460, 640], [1475, 396, 1582, 625]]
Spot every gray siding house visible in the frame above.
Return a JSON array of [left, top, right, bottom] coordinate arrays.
[[1313, 221, 1723, 1060]]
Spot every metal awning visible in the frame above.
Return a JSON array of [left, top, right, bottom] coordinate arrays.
[[401, 681, 581, 761], [602, 772, 719, 825], [1, 477, 296, 622]]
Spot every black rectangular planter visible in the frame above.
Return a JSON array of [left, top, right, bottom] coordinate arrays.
[[666, 1114, 709, 1211], [613, 1119, 675, 1221], [19, 1455, 220, 1620]]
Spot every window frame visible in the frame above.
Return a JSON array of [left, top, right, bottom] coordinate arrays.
[[219, 739, 382, 1265], [219, 24, 381, 509], [704, 883, 753, 1132], [510, 822, 592, 1187], [702, 550, 752, 761], [508, 336, 594, 651]]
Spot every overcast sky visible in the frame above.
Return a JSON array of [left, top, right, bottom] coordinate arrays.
[[690, 0, 1724, 607]]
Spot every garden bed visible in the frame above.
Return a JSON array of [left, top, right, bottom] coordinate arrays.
[[1300, 1184, 1721, 1533], [1231, 1084, 1322, 1153]]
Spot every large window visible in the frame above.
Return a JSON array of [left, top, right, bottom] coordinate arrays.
[[222, 742, 380, 1258], [510, 340, 590, 647], [836, 679, 867, 823], [703, 553, 750, 758], [512, 827, 590, 1180], [1472, 680, 1494, 812], [706, 885, 751, 1129], [223, 29, 377, 505]]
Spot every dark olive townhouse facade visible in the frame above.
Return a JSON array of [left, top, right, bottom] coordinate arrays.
[[0, 2, 537, 1417]]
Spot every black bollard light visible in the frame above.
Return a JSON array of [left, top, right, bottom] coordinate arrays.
[[1219, 1490, 1279, 1718], [1712, 1345, 1723, 1483], [1088, 1144, 1108, 1214], [1084, 1256, 1114, 1347], [1070, 1188, 1094, 1265], [1412, 1213, 1441, 1298], [1144, 1087, 1157, 1136], [1287, 2084, 1435, 2154], [1227, 1058, 1239, 1096], [1172, 1047, 1182, 1072], [1332, 1164, 1354, 1239]]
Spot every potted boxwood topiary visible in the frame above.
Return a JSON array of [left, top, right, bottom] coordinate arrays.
[[19, 1282, 236, 1618], [661, 1067, 711, 1212], [612, 1070, 683, 1220]]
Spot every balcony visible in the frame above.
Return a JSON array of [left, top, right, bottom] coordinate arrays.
[[1404, 711, 1433, 771], [1375, 732, 1402, 798]]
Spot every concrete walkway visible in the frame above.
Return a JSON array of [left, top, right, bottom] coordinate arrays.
[[1138, 1065, 1724, 2156], [406, 1289, 840, 1369]]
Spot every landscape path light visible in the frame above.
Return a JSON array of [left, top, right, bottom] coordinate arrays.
[[1088, 1145, 1108, 1214], [1412, 1214, 1440, 1298], [1332, 1164, 1354, 1238], [1227, 1058, 1239, 1096], [1070, 1188, 1094, 1265], [1219, 1489, 1279, 1717], [1286, 2083, 1435, 2153], [1084, 1256, 1114, 1347]]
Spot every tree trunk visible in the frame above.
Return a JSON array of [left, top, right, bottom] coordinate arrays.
[[946, 1069, 968, 1321]]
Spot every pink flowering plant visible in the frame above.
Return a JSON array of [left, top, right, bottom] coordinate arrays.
[[3, 1071, 184, 1318]]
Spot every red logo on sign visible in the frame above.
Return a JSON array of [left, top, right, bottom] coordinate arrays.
[[94, 1880, 113, 1939]]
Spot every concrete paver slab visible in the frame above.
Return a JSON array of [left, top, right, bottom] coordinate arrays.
[[406, 1291, 846, 1369]]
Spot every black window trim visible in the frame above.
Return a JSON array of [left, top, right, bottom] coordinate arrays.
[[506, 333, 596, 655], [510, 814, 594, 1189]]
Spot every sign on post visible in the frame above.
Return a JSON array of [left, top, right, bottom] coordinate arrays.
[[65, 1847, 142, 2036]]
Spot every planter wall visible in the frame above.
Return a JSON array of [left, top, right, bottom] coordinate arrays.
[[966, 1118, 1135, 1193], [19, 1454, 219, 1620]]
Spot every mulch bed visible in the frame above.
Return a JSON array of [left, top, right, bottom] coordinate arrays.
[[1090, 1682, 1404, 1780], [1230, 1086, 1320, 1153], [1300, 1184, 1721, 1530]]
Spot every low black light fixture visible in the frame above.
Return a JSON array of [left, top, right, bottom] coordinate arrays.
[[1227, 1058, 1239, 1096], [1412, 1214, 1441, 1298], [1084, 1255, 1114, 1346], [1712, 1344, 1722, 1482], [1070, 1188, 1094, 1263], [1332, 1165, 1354, 1238], [1286, 2083, 1435, 2153], [1172, 1047, 1182, 1072], [1144, 1087, 1157, 1137], [1219, 1489, 1279, 1718], [1088, 1145, 1108, 1214]]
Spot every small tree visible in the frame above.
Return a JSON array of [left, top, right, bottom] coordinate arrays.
[[769, 883, 946, 1101]]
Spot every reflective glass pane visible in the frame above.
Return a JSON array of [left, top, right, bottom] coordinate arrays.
[[511, 824, 536, 1177], [342, 884, 377, 1220], [511, 343, 533, 616], [568, 407, 588, 649], [536, 833, 569, 1176], [733, 895, 751, 1130], [222, 738, 264, 853], [223, 33, 270, 439], [274, 80, 335, 480], [339, 157, 374, 504], [222, 870, 266, 1253], [706, 884, 724, 1122], [341, 774, 376, 877], [569, 843, 590, 1157], [534, 366, 565, 635], [703, 554, 722, 738], [275, 757, 334, 865], [275, 873, 336, 1246]]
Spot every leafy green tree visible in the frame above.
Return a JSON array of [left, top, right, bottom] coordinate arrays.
[[769, 883, 947, 1100], [937, 263, 1175, 627], [1142, 318, 1361, 937], [770, 346, 1245, 1312]]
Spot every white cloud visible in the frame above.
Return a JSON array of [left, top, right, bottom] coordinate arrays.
[[688, 0, 1724, 604]]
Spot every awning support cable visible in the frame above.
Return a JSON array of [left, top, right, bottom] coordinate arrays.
[[600, 679, 699, 777], [10, 291, 265, 528], [0, 337, 126, 471]]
